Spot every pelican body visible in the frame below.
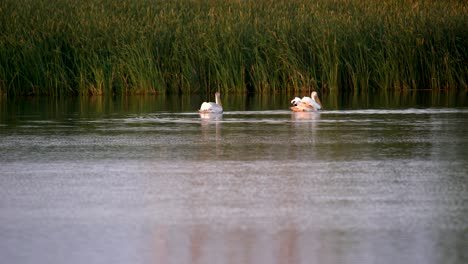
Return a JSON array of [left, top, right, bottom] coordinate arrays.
[[199, 92, 223, 114], [290, 91, 322, 112]]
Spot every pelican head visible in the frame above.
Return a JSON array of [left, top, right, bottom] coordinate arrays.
[[291, 97, 301, 106]]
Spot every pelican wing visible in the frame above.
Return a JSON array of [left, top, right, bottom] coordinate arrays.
[[300, 96, 313, 105], [300, 94, 321, 110], [310, 100, 321, 110]]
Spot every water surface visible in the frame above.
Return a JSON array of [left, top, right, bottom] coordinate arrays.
[[1, 94, 467, 264]]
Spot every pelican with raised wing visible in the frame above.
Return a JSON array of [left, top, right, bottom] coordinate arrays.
[[199, 92, 223, 114], [290, 91, 322, 112]]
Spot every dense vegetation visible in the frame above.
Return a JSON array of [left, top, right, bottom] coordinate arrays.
[[0, 0, 467, 96]]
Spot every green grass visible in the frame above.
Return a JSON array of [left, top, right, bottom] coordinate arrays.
[[0, 0, 467, 96]]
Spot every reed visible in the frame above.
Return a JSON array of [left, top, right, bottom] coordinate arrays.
[[0, 0, 466, 96]]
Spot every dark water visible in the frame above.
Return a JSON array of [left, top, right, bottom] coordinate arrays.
[[1, 93, 467, 264]]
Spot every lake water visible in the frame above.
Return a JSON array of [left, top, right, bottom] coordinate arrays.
[[1, 93, 467, 264]]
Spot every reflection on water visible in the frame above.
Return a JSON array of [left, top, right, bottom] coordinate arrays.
[[199, 112, 223, 158], [199, 112, 223, 121], [291, 111, 320, 120], [152, 225, 466, 264], [0, 96, 468, 264]]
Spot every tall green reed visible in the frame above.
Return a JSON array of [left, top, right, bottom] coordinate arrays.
[[0, 0, 466, 96]]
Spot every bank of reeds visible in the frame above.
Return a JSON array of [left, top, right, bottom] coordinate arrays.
[[0, 0, 467, 96]]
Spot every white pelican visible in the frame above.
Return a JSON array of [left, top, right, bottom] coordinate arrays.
[[199, 92, 223, 114], [290, 91, 322, 112]]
